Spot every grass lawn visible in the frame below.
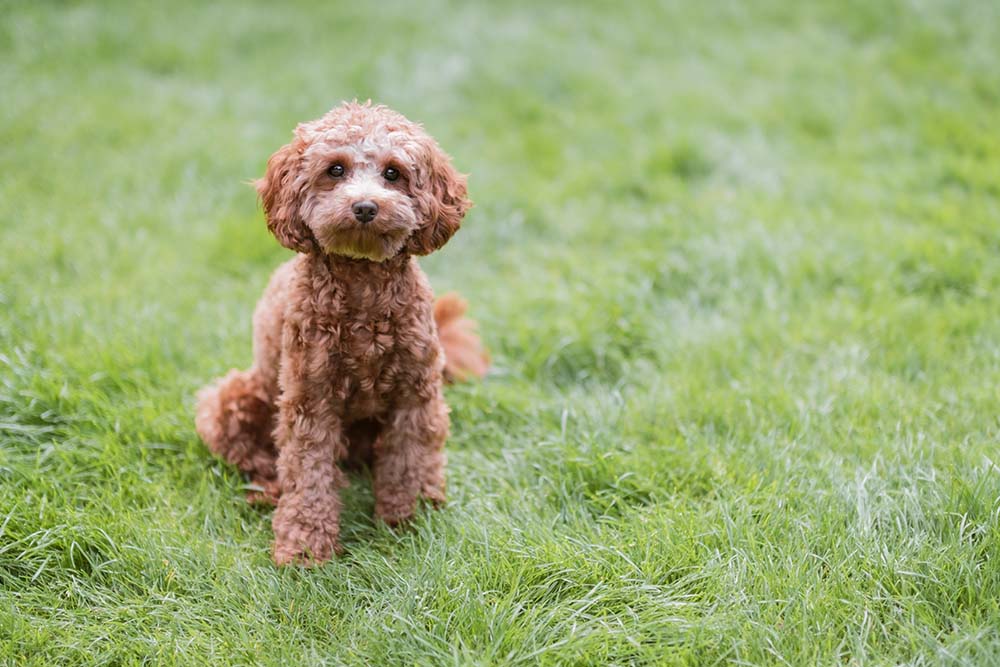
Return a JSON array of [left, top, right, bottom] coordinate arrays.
[[3, 0, 1000, 664]]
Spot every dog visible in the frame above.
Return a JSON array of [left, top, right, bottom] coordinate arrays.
[[195, 101, 488, 565]]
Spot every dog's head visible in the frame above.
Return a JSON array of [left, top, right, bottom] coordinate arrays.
[[256, 101, 471, 261]]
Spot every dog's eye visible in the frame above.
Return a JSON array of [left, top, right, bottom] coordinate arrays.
[[328, 164, 345, 178], [382, 167, 400, 182]]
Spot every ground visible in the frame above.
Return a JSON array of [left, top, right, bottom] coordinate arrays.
[[2, 1, 1000, 665]]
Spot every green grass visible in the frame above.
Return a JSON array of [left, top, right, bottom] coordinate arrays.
[[2, 0, 1000, 664]]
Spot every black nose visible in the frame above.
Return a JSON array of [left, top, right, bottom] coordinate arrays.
[[352, 200, 378, 223]]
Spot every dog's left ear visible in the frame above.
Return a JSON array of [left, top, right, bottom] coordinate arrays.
[[407, 139, 472, 256]]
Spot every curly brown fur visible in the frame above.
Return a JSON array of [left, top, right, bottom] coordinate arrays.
[[435, 293, 490, 382], [195, 102, 488, 565]]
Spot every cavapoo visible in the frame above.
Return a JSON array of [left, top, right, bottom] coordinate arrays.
[[195, 101, 488, 565]]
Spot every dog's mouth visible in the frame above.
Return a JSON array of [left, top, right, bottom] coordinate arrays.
[[314, 220, 411, 262]]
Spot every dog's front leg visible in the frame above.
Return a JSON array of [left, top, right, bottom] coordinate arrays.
[[373, 390, 449, 526], [271, 397, 346, 565], [270, 317, 347, 566]]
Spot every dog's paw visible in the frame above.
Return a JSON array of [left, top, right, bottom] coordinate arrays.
[[272, 533, 342, 566], [376, 492, 445, 528], [375, 507, 413, 528], [271, 514, 341, 566]]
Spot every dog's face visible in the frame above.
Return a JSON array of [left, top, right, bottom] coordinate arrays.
[[256, 102, 471, 261]]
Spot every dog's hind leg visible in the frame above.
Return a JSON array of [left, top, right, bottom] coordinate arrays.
[[195, 367, 280, 504]]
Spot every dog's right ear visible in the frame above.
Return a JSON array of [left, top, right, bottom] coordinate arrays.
[[255, 141, 317, 253]]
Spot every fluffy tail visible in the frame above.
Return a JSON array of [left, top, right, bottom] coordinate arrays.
[[434, 292, 490, 382]]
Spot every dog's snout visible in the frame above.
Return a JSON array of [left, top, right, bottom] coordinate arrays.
[[352, 200, 378, 223]]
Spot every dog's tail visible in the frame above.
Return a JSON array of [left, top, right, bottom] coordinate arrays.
[[434, 292, 490, 383]]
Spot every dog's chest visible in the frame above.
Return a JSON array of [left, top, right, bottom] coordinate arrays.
[[319, 287, 412, 416]]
